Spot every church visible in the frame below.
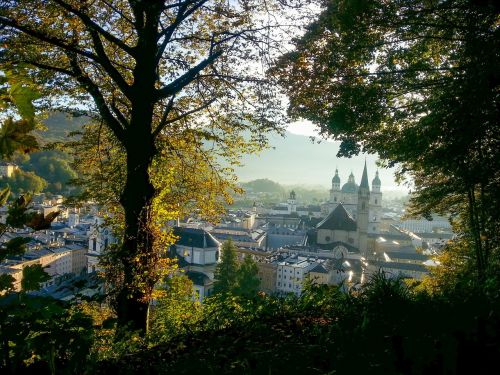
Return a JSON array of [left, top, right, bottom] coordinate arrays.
[[308, 162, 382, 258], [321, 163, 382, 234]]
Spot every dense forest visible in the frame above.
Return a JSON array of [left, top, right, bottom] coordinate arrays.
[[0, 0, 498, 374]]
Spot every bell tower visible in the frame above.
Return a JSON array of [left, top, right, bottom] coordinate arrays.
[[357, 161, 370, 257]]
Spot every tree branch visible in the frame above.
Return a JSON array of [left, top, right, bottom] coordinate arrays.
[[155, 49, 222, 99], [0, 16, 97, 61], [86, 28, 133, 99], [67, 54, 126, 144], [156, 0, 209, 63], [153, 98, 216, 139], [51, 0, 136, 56]]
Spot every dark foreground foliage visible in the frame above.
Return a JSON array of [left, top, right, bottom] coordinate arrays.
[[95, 276, 500, 375]]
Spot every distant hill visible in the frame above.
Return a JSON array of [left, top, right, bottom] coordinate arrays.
[[240, 179, 285, 194], [36, 112, 88, 143]]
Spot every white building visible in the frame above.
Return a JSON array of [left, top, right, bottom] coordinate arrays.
[[276, 256, 317, 296], [172, 226, 221, 302], [86, 217, 116, 273], [0, 161, 19, 178]]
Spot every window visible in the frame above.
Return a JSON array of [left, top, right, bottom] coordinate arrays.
[[325, 236, 331, 242], [289, 283, 291, 288], [278, 282, 280, 286], [375, 199, 378, 204], [334, 197, 337, 202]]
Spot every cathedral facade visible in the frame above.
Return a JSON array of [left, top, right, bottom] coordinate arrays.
[[321, 164, 382, 234]]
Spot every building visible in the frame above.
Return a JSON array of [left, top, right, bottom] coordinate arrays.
[[0, 245, 87, 292], [171, 226, 221, 302], [322, 165, 382, 233], [210, 226, 266, 249], [86, 217, 117, 273], [0, 161, 19, 178], [265, 225, 307, 250], [276, 256, 318, 296], [306, 162, 372, 258]]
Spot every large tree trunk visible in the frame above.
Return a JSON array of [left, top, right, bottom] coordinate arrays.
[[116, 142, 156, 332], [115, 3, 163, 332]]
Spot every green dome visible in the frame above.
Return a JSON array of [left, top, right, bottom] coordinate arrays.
[[341, 182, 358, 193], [372, 171, 381, 186], [332, 169, 340, 184]]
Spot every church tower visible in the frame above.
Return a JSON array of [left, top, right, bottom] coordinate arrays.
[[370, 170, 382, 233], [287, 190, 297, 214], [357, 161, 370, 257], [330, 168, 341, 203]]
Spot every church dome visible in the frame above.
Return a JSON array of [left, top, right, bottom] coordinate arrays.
[[372, 171, 381, 186], [332, 169, 340, 184], [341, 182, 358, 193], [341, 172, 358, 193]]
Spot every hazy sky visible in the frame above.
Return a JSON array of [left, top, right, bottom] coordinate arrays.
[[234, 119, 410, 192]]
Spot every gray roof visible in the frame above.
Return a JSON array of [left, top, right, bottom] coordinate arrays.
[[185, 271, 212, 286], [379, 251, 429, 261], [372, 260, 428, 273], [309, 263, 328, 274], [272, 206, 289, 211], [316, 204, 357, 231], [173, 227, 220, 249]]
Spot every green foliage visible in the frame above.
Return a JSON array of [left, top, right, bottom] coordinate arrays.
[[5, 193, 32, 227], [234, 255, 260, 298], [95, 273, 500, 374], [213, 239, 239, 295], [0, 237, 31, 261], [0, 186, 10, 206], [214, 241, 261, 298], [21, 264, 50, 292], [0, 295, 94, 374], [0, 68, 40, 158], [3, 69, 40, 121], [0, 273, 15, 292], [18, 150, 77, 193], [0, 169, 47, 194], [149, 275, 202, 343], [0, 118, 39, 158]]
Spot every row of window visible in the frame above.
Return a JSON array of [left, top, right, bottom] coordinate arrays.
[[277, 282, 301, 290]]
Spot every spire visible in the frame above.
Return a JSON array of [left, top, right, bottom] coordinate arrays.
[[360, 160, 369, 189]]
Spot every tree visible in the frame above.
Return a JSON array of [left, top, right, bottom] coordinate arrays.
[[0, 69, 40, 158], [0, 0, 302, 331], [213, 239, 239, 295], [274, 0, 499, 283], [0, 169, 48, 194], [19, 150, 77, 193], [235, 254, 260, 297], [149, 274, 202, 342], [20, 264, 51, 292]]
